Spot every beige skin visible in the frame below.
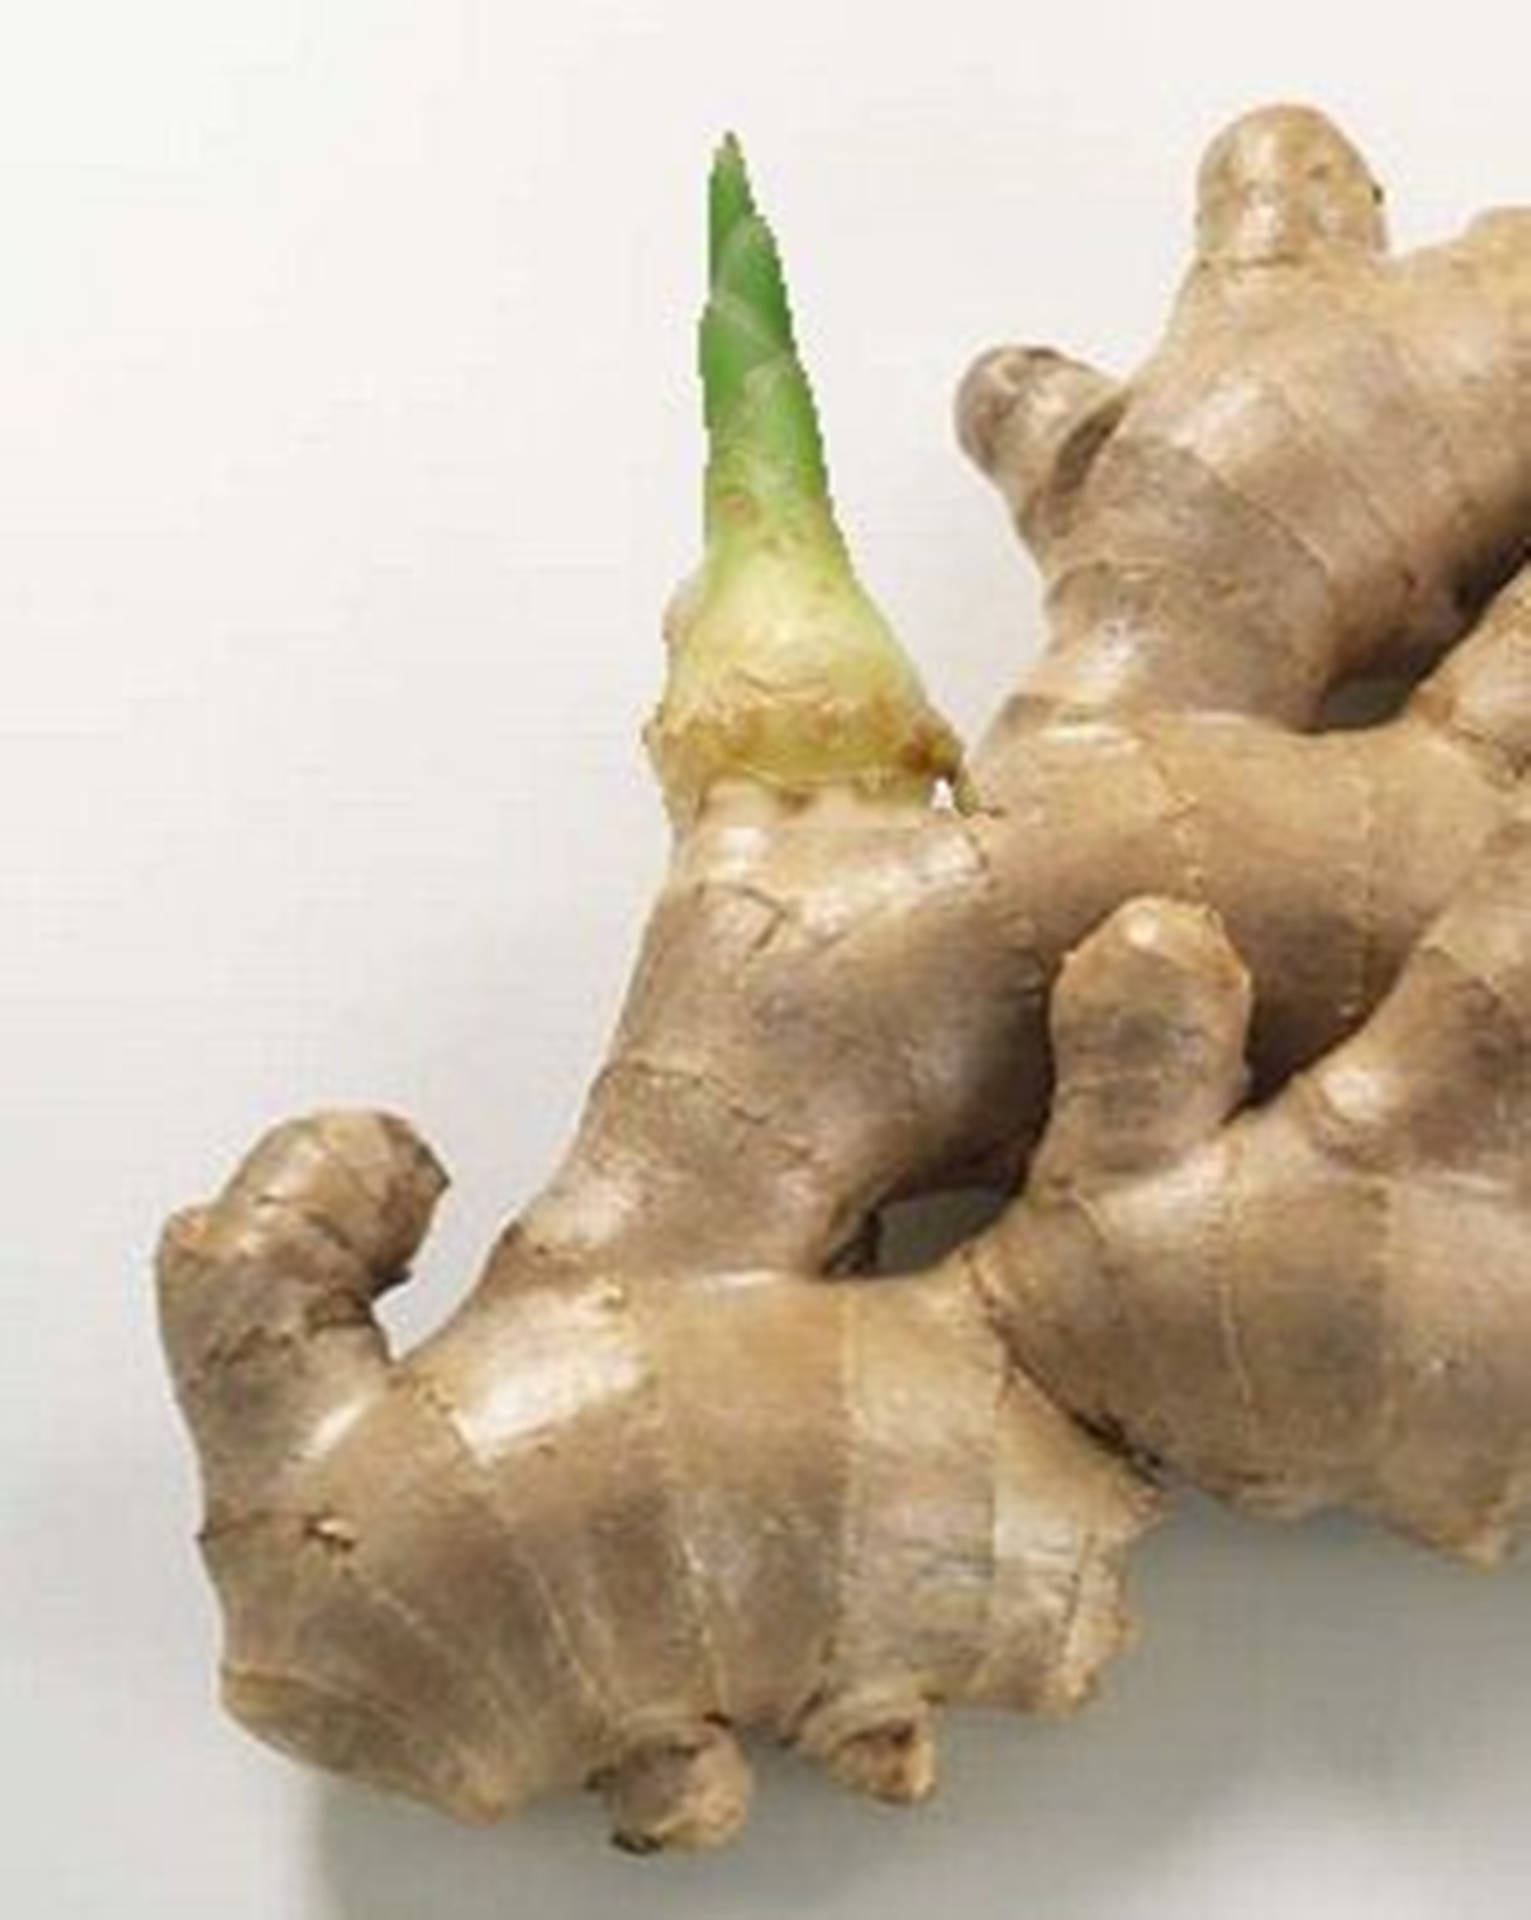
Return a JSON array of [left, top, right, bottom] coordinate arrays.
[[162, 1132, 1150, 1841], [977, 811, 1531, 1567], [160, 105, 1531, 1848]]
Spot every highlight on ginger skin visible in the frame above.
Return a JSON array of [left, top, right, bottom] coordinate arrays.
[[646, 134, 963, 827], [159, 103, 1531, 1851]]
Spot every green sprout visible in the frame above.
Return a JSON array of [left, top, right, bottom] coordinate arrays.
[[647, 136, 962, 825]]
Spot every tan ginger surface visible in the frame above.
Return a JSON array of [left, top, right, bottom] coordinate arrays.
[[161, 105, 1531, 1849], [976, 815, 1531, 1568]]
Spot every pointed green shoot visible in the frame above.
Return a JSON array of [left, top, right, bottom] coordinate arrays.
[[646, 136, 962, 827], [699, 133, 829, 541]]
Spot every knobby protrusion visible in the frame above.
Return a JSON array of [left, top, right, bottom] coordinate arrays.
[[602, 1722, 754, 1852], [1194, 102, 1388, 267], [1031, 898, 1253, 1189], [954, 344, 1122, 546], [646, 135, 962, 828], [156, 1112, 447, 1518]]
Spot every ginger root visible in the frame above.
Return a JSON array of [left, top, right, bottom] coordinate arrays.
[[159, 105, 1531, 1848]]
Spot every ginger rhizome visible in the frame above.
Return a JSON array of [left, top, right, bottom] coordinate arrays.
[[159, 106, 1531, 1851]]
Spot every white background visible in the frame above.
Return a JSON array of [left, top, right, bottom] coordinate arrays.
[[6, 1, 1531, 1914]]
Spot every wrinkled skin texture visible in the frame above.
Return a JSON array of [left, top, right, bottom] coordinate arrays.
[[160, 105, 1531, 1848]]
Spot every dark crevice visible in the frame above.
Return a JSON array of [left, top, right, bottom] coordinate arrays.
[[873, 1186, 1012, 1276]]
